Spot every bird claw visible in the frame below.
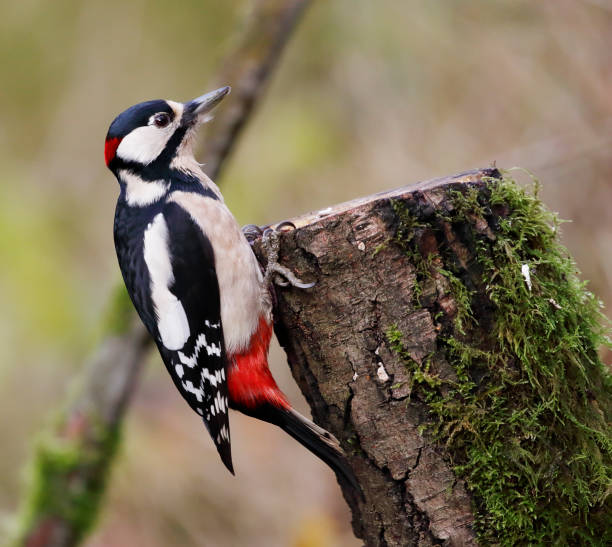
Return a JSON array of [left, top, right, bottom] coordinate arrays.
[[241, 224, 264, 245], [275, 220, 297, 232], [267, 262, 316, 289], [262, 223, 315, 290]]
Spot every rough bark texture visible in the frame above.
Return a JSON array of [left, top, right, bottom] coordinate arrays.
[[253, 169, 492, 546], [252, 166, 611, 546]]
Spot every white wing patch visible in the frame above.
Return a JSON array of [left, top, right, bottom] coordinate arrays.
[[156, 299, 190, 350], [143, 213, 190, 350]]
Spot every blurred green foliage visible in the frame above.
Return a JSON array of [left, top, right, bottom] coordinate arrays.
[[0, 183, 81, 348]]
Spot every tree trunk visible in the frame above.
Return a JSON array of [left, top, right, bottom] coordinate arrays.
[[252, 167, 611, 546]]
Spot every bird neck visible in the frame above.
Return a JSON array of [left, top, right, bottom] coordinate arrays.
[[116, 161, 223, 207], [117, 170, 169, 207]]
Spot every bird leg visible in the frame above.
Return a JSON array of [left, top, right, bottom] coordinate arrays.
[[261, 224, 315, 289], [241, 224, 264, 245], [242, 222, 315, 289]]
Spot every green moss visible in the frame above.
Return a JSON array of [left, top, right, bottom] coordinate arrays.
[[390, 199, 427, 305], [438, 267, 474, 335], [387, 172, 611, 545], [388, 325, 442, 394], [371, 240, 389, 258], [12, 417, 121, 545], [9, 283, 133, 545]]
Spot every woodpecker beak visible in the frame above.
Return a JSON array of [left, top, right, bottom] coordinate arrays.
[[183, 86, 231, 126]]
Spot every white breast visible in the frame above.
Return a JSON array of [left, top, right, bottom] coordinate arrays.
[[169, 191, 271, 354]]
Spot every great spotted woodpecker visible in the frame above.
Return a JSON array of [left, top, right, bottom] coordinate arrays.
[[106, 87, 356, 488]]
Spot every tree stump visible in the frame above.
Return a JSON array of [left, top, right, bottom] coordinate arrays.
[[252, 168, 611, 546]]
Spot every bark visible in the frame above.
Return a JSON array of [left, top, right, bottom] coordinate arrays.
[[13, 2, 311, 546], [252, 166, 610, 545], [252, 169, 489, 546]]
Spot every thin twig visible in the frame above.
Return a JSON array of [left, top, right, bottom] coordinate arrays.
[[202, 0, 310, 180]]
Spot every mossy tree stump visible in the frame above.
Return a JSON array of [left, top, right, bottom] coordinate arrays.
[[253, 168, 611, 546]]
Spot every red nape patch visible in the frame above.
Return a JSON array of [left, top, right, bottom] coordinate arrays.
[[104, 137, 122, 166], [227, 317, 290, 411]]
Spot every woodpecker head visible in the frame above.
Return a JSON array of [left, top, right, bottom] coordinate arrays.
[[104, 86, 230, 175]]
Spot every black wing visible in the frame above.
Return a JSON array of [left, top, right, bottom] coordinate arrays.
[[156, 201, 233, 473]]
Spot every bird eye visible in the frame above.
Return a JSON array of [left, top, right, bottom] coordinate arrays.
[[153, 113, 171, 128]]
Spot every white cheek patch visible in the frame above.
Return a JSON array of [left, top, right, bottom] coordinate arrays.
[[117, 124, 173, 165], [143, 214, 190, 350], [116, 102, 184, 166]]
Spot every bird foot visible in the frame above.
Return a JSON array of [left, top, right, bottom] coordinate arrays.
[[241, 224, 264, 245], [261, 223, 315, 289]]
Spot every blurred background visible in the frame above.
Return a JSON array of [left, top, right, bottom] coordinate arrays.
[[1, 1, 611, 545]]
